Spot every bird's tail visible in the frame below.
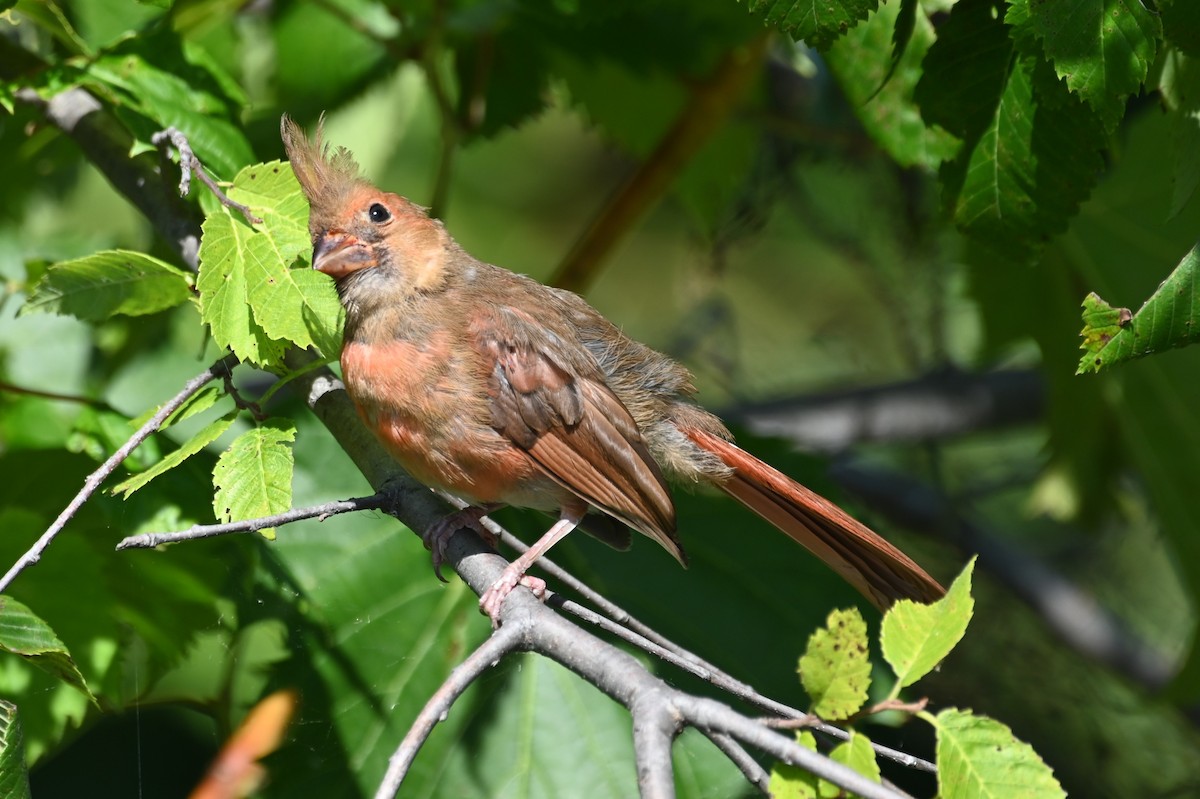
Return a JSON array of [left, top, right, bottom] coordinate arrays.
[[682, 427, 944, 608]]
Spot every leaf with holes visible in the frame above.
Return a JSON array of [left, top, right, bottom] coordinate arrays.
[[799, 607, 871, 719], [1077, 243, 1200, 373], [212, 419, 296, 539]]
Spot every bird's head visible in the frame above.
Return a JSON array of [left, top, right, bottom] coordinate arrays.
[[281, 115, 451, 296]]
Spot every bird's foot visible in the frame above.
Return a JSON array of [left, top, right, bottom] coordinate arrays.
[[479, 568, 547, 627], [423, 505, 499, 582]]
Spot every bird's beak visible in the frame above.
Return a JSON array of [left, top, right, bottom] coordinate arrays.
[[312, 232, 374, 278]]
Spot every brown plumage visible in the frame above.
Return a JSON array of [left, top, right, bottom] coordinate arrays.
[[281, 116, 945, 621]]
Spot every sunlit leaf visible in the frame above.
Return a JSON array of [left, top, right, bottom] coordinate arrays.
[[882, 558, 975, 688], [799, 607, 871, 720], [19, 250, 192, 322], [0, 596, 97, 706], [212, 419, 296, 539], [934, 708, 1065, 798], [0, 701, 32, 799]]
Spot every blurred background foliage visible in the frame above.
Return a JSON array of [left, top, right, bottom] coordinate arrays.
[[2, 0, 1200, 796]]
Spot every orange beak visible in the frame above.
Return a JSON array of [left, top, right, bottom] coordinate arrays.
[[312, 232, 374, 279]]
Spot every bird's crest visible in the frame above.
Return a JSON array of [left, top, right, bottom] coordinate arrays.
[[280, 114, 370, 224]]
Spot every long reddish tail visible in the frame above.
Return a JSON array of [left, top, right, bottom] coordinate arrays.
[[683, 427, 944, 608]]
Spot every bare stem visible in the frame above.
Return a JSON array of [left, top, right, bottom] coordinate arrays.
[[115, 495, 387, 550], [0, 354, 237, 594], [152, 127, 263, 225]]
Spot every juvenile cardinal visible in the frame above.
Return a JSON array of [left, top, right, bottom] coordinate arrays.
[[281, 117, 944, 622]]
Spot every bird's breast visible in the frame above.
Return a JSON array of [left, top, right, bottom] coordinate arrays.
[[340, 335, 556, 506]]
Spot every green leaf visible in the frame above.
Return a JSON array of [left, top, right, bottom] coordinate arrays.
[[0, 701, 32, 799], [83, 30, 253, 178], [768, 731, 820, 799], [1005, 0, 1161, 128], [942, 54, 1106, 259], [799, 607, 871, 719], [18, 250, 192, 322], [128, 383, 225, 431], [824, 731, 881, 798], [111, 410, 238, 498], [881, 557, 975, 688], [934, 708, 1065, 799], [1076, 244, 1200, 373], [0, 596, 97, 707], [197, 161, 342, 368], [743, 0, 878, 49], [826, 0, 959, 170], [212, 419, 296, 538]]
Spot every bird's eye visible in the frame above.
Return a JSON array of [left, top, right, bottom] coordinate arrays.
[[368, 203, 391, 223]]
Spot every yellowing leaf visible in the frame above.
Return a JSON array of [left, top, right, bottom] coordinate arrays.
[[799, 607, 871, 720]]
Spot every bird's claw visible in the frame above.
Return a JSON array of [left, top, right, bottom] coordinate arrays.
[[422, 506, 499, 582], [480, 571, 547, 627]]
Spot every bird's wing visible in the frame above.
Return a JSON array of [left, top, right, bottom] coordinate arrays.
[[470, 305, 682, 562]]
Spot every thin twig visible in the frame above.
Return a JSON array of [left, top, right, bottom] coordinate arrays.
[[115, 495, 388, 550], [439, 493, 937, 774], [0, 354, 237, 594], [152, 127, 263, 225], [222, 371, 267, 422], [699, 730, 771, 795], [0, 381, 111, 408], [374, 623, 523, 798]]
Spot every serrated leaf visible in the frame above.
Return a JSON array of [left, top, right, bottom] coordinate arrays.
[[212, 419, 296, 539], [1076, 244, 1200, 373], [939, 53, 1106, 259], [83, 30, 253, 178], [19, 250, 192, 322], [768, 731, 820, 799], [0, 596, 97, 707], [799, 607, 871, 719], [197, 161, 342, 368], [822, 731, 880, 798], [827, 0, 959, 169], [743, 0, 878, 49], [882, 557, 975, 688], [112, 410, 238, 498], [0, 701, 32, 799], [934, 708, 1065, 799], [1005, 0, 1161, 128]]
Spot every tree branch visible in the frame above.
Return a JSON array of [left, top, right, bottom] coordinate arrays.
[[548, 35, 770, 292], [728, 368, 1044, 454], [0, 354, 237, 594]]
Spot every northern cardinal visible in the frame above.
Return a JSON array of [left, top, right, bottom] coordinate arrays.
[[281, 117, 944, 621]]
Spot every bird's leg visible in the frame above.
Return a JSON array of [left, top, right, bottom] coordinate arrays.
[[423, 503, 504, 582], [479, 505, 584, 626]]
